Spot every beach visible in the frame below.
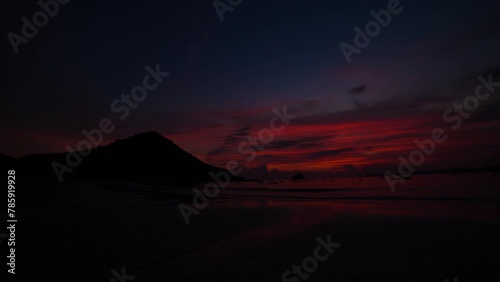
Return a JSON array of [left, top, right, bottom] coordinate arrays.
[[13, 174, 500, 281]]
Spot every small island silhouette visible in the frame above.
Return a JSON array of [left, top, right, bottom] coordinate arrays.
[[291, 172, 306, 180]]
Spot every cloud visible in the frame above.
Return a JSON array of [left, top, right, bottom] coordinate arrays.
[[206, 146, 230, 156], [206, 126, 251, 156], [353, 98, 368, 110], [348, 85, 367, 95], [222, 126, 251, 145], [306, 148, 355, 159], [296, 142, 323, 149], [269, 136, 333, 149]]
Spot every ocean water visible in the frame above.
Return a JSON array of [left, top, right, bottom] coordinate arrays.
[[225, 173, 500, 198]]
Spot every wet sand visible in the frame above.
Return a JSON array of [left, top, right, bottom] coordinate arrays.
[[12, 179, 500, 281]]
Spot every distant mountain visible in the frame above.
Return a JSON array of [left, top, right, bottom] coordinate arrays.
[[2, 131, 244, 185]]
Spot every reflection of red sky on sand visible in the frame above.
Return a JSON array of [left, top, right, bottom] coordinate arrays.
[[215, 191, 500, 243]]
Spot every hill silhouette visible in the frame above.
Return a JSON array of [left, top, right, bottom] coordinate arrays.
[[2, 131, 243, 185]]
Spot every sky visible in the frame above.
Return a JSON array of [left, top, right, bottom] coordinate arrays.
[[3, 0, 500, 174]]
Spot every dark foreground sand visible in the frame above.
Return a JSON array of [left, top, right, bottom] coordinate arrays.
[[9, 180, 500, 282]]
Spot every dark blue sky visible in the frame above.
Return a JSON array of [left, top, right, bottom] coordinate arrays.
[[3, 0, 500, 171]]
